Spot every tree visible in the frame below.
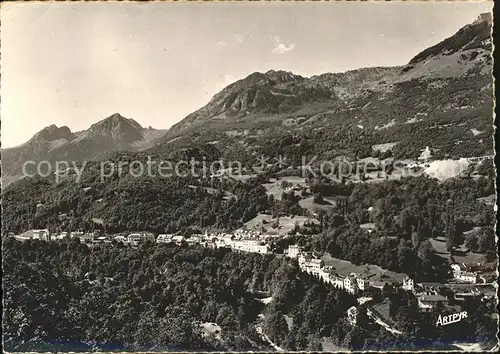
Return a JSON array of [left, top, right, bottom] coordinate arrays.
[[356, 304, 370, 328], [397, 239, 415, 275], [464, 232, 479, 252], [342, 327, 365, 350], [478, 228, 494, 254], [313, 193, 324, 204], [263, 311, 289, 347]]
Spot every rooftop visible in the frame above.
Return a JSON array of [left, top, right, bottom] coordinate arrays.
[[418, 282, 445, 288], [418, 294, 448, 302]]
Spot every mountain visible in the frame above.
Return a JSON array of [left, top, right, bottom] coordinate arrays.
[[1, 13, 496, 254], [409, 12, 492, 64], [1, 13, 493, 187], [2, 113, 167, 185], [162, 13, 492, 163], [168, 70, 310, 132]]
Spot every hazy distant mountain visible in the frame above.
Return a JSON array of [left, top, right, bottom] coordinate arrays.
[[162, 13, 492, 162], [2, 113, 167, 185]]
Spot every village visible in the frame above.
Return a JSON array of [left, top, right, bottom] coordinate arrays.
[[13, 226, 496, 337], [2, 4, 497, 351]]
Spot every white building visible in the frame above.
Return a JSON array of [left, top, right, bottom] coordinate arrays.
[[254, 244, 270, 254], [94, 236, 107, 243], [212, 238, 228, 248], [55, 232, 68, 240], [127, 233, 142, 244], [356, 276, 369, 291], [172, 235, 185, 244], [418, 146, 432, 162], [317, 269, 331, 283], [285, 245, 302, 258], [403, 277, 415, 291], [347, 306, 358, 325], [141, 232, 156, 243], [127, 232, 155, 244], [186, 235, 202, 244], [32, 229, 50, 241], [298, 253, 307, 266], [79, 233, 95, 243], [330, 275, 345, 289], [451, 263, 462, 276], [301, 268, 368, 294], [302, 258, 324, 275], [343, 276, 358, 295], [231, 240, 270, 254], [457, 271, 479, 284], [451, 264, 480, 284], [114, 235, 127, 243], [417, 294, 448, 311], [156, 234, 173, 243]]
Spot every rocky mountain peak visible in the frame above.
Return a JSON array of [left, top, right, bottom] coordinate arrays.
[[30, 124, 75, 144], [93, 112, 142, 129], [264, 70, 304, 83], [473, 12, 492, 26], [409, 12, 492, 64], [2, 113, 165, 183], [87, 113, 144, 142]]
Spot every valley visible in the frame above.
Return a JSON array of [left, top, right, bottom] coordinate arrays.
[[1, 10, 497, 353]]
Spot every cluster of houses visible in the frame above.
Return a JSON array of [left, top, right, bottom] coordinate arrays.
[[285, 245, 370, 295], [15, 228, 273, 255], [402, 277, 449, 310], [204, 230, 271, 253], [14, 229, 63, 242], [283, 183, 303, 193], [402, 276, 494, 312], [346, 275, 490, 331], [155, 232, 271, 254], [106, 230, 271, 254], [13, 230, 494, 311], [450, 262, 488, 284], [274, 256, 491, 328]]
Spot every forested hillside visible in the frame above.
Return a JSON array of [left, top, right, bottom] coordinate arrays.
[[3, 239, 497, 352], [3, 239, 358, 351], [1, 170, 284, 235], [2, 159, 495, 281]]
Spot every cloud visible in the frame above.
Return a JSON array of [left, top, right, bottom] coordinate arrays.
[[272, 36, 296, 54], [217, 40, 227, 47]]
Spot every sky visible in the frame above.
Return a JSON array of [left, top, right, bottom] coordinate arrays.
[[1, 1, 492, 148]]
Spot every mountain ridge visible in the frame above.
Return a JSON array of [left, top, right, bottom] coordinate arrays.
[[167, 13, 491, 136], [154, 12, 492, 165], [2, 113, 167, 184], [409, 12, 492, 64], [1, 13, 493, 186]]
